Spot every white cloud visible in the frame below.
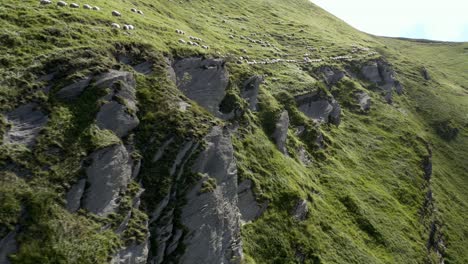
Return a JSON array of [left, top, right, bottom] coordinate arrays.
[[311, 0, 468, 41]]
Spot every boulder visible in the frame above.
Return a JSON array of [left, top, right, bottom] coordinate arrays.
[[422, 67, 430, 80], [3, 103, 48, 147], [272, 111, 289, 155], [237, 179, 267, 223], [295, 92, 341, 125], [179, 126, 243, 264], [361, 62, 381, 83], [317, 66, 345, 87], [172, 58, 229, 117], [111, 240, 149, 264], [360, 60, 403, 103], [297, 146, 312, 165], [93, 70, 139, 138], [56, 77, 92, 100], [0, 230, 17, 264], [133, 61, 153, 75], [355, 91, 371, 112], [241, 75, 263, 111], [82, 144, 132, 216], [65, 178, 86, 212], [291, 199, 308, 221], [96, 101, 139, 138]]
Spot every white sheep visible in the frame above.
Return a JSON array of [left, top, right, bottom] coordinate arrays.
[[178, 39, 186, 44], [70, 3, 79, 8], [137, 10, 144, 15], [40, 0, 52, 5], [123, 24, 135, 30], [57, 1, 67, 6], [131, 8, 137, 12], [92, 6, 100, 11], [83, 4, 91, 9], [111, 23, 120, 29], [112, 10, 121, 16], [187, 41, 194, 45]]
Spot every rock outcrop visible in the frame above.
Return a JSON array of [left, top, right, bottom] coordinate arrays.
[[179, 126, 243, 264], [360, 60, 403, 103], [3, 103, 48, 147], [355, 91, 371, 112], [0, 230, 17, 264], [421, 67, 430, 80], [291, 199, 308, 221], [82, 144, 132, 216], [56, 76, 92, 100], [94, 70, 139, 138], [65, 178, 86, 213], [272, 110, 289, 155], [111, 240, 149, 264], [241, 75, 263, 111], [172, 58, 229, 118], [295, 92, 341, 125], [317, 66, 345, 87], [237, 179, 267, 223]]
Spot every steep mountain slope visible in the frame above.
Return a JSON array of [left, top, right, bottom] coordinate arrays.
[[0, 0, 467, 263]]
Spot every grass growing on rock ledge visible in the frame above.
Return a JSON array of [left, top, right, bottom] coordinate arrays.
[[0, 0, 467, 263]]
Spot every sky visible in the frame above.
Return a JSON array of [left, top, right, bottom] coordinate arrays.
[[311, 0, 468, 42]]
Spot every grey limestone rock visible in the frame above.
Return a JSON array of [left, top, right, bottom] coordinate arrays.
[[237, 179, 267, 223], [356, 91, 371, 112], [133, 61, 153, 75], [295, 92, 341, 125], [272, 110, 289, 155], [56, 76, 92, 100], [96, 101, 139, 138], [82, 144, 132, 216], [422, 67, 431, 80], [292, 199, 308, 221], [172, 58, 229, 117], [65, 178, 86, 212], [241, 75, 263, 111], [179, 126, 243, 264], [0, 230, 17, 264], [93, 70, 139, 138], [318, 66, 345, 87], [3, 103, 48, 147], [360, 60, 403, 103], [111, 240, 149, 264]]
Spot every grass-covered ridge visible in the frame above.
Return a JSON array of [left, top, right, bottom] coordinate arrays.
[[0, 0, 467, 263]]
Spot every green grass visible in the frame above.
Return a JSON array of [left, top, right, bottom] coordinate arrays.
[[0, 0, 467, 263]]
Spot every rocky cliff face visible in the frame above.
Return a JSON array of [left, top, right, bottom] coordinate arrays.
[[1, 1, 467, 264]]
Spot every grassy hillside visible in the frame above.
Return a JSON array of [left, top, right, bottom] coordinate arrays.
[[0, 0, 466, 263]]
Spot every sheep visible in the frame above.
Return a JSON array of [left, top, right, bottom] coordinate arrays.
[[123, 24, 135, 30], [229, 35, 235, 39], [57, 1, 67, 6], [202, 45, 209, 49], [92, 6, 100, 11], [187, 41, 194, 45], [111, 23, 120, 29], [112, 10, 121, 16], [178, 39, 186, 44], [175, 29, 186, 35], [70, 3, 79, 8], [40, 0, 52, 5], [137, 10, 144, 15], [123, 25, 130, 30], [83, 4, 92, 9], [131, 8, 137, 12]]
